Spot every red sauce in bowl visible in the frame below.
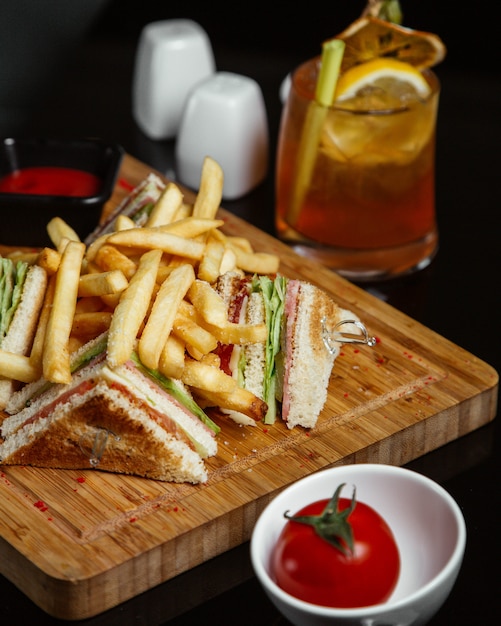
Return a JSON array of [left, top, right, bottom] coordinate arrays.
[[0, 166, 102, 197]]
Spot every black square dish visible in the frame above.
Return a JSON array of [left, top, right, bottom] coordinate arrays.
[[0, 137, 124, 247]]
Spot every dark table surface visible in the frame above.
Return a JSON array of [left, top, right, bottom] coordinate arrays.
[[1, 1, 499, 624]]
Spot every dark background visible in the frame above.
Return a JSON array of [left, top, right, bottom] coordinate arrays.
[[1, 0, 498, 139]]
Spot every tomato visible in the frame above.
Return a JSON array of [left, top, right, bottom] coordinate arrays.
[[270, 483, 400, 608]]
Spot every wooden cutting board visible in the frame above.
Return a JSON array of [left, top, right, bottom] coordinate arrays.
[[0, 155, 498, 620]]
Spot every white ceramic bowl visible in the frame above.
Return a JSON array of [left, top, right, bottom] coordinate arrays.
[[250, 463, 466, 626]]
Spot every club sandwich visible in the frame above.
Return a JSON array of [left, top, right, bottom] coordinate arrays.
[[0, 333, 219, 483], [0, 256, 47, 409], [213, 271, 364, 429]]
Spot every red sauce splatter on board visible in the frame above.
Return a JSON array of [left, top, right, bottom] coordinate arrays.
[[0, 166, 101, 197], [118, 177, 135, 191]]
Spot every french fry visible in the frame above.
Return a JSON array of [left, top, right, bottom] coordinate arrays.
[[207, 227, 226, 244], [192, 156, 223, 219], [172, 313, 218, 357], [106, 228, 206, 260], [43, 240, 86, 383], [94, 244, 137, 279], [158, 334, 186, 379], [47, 217, 80, 249], [82, 259, 102, 274], [181, 358, 236, 393], [29, 274, 56, 372], [158, 255, 197, 276], [145, 182, 184, 227], [107, 248, 162, 368], [204, 320, 267, 345], [0, 351, 40, 383], [37, 247, 61, 275], [228, 244, 280, 275], [74, 295, 104, 314], [200, 352, 221, 368], [115, 214, 136, 231], [212, 229, 280, 274], [227, 236, 254, 254], [184, 343, 204, 361], [174, 203, 194, 221], [154, 265, 174, 283], [99, 292, 122, 309], [56, 236, 74, 254], [78, 270, 128, 297], [187, 279, 228, 327], [197, 238, 225, 283], [68, 336, 85, 354], [193, 385, 267, 421], [159, 217, 224, 238], [176, 298, 198, 320], [219, 247, 238, 274], [85, 232, 111, 263], [71, 311, 113, 339], [138, 263, 195, 370]]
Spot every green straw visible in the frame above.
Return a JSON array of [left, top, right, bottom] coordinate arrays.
[[316, 39, 345, 105], [287, 39, 345, 228]]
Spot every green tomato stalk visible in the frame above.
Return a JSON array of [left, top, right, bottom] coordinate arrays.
[[284, 483, 357, 556]]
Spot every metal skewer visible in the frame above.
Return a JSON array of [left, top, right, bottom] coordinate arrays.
[[322, 317, 377, 355]]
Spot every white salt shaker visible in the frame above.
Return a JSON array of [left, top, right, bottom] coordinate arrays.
[[132, 19, 215, 140], [175, 71, 269, 200]]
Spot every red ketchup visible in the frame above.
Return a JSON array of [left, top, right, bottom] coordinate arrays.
[[0, 166, 102, 197]]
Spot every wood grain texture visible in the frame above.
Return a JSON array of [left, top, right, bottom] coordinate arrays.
[[0, 155, 498, 619]]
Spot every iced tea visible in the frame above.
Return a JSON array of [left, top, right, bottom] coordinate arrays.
[[275, 57, 440, 280]]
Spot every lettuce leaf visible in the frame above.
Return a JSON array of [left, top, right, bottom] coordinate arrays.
[[0, 257, 29, 342], [252, 275, 286, 424], [130, 352, 221, 435]]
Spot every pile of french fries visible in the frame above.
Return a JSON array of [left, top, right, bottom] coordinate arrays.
[[0, 157, 279, 421]]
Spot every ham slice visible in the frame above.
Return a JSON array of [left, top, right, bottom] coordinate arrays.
[[281, 280, 300, 421]]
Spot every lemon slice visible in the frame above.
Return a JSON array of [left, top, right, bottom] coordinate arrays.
[[335, 58, 431, 102]]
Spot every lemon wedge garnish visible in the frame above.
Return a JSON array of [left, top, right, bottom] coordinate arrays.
[[335, 57, 431, 102]]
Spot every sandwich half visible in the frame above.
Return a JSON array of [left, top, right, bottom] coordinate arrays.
[[214, 271, 360, 429], [85, 173, 165, 244], [0, 333, 219, 483], [0, 257, 47, 409]]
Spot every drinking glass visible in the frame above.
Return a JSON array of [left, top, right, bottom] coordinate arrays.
[[275, 56, 440, 281]]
